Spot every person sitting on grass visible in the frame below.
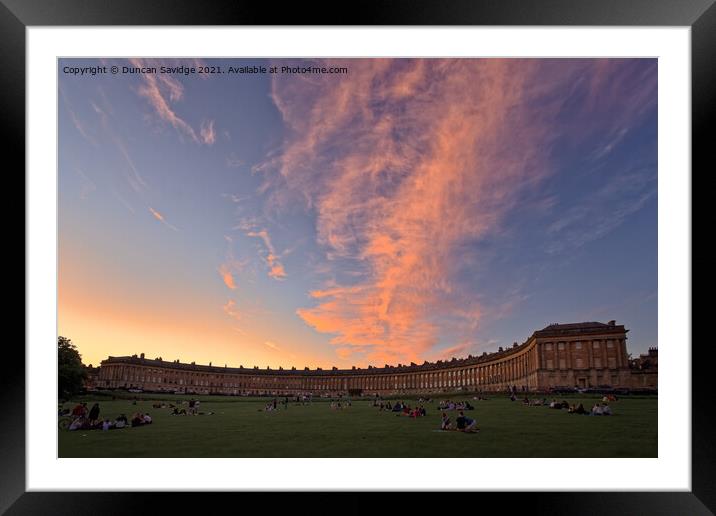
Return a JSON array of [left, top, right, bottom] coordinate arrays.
[[455, 411, 479, 433], [188, 399, 197, 415], [68, 417, 85, 431], [591, 403, 603, 416], [440, 412, 452, 431], [572, 403, 587, 415], [143, 413, 152, 424], [102, 419, 113, 431], [602, 403, 612, 416], [131, 413, 145, 427], [419, 405, 427, 417]]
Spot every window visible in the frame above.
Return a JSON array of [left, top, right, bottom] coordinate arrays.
[[546, 359, 554, 369], [594, 358, 602, 368], [608, 357, 617, 368], [576, 358, 584, 368], [607, 340, 614, 348], [593, 341, 600, 349], [559, 359, 566, 369], [545, 343, 553, 351], [558, 342, 565, 350], [575, 342, 582, 350]]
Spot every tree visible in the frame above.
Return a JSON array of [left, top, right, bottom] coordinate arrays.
[[58, 336, 86, 399]]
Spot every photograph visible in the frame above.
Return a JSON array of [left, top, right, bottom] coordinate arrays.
[[56, 57, 659, 459]]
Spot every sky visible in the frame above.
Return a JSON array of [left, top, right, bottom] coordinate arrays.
[[58, 58, 658, 369]]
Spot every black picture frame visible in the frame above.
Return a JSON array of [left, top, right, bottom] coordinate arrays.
[[6, 0, 712, 514]]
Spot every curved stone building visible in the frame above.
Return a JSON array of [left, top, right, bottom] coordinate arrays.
[[98, 320, 638, 395]]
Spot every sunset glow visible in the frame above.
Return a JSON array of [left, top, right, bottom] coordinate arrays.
[[59, 58, 657, 369]]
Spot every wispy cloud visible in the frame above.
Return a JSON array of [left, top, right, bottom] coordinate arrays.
[[245, 228, 287, 280], [200, 119, 216, 145], [429, 342, 475, 362], [218, 238, 250, 290], [223, 299, 241, 319], [218, 264, 237, 290], [128, 58, 216, 145], [264, 340, 281, 351], [60, 85, 97, 146], [148, 207, 179, 232], [226, 153, 244, 168], [111, 189, 136, 214], [258, 59, 567, 364], [115, 137, 148, 192], [74, 167, 96, 200], [546, 167, 656, 254]]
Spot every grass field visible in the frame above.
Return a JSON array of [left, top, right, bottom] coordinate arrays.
[[58, 393, 657, 458]]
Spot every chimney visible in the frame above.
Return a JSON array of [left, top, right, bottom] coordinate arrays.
[[140, 353, 145, 359], [608, 320, 616, 326]]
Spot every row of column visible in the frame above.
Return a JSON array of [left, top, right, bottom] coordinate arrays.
[[99, 350, 538, 393], [537, 339, 627, 370]]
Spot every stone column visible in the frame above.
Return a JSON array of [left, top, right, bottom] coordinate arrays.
[[617, 339, 625, 368], [601, 341, 607, 369]]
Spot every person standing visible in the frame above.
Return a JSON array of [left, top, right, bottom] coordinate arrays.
[[88, 403, 100, 425]]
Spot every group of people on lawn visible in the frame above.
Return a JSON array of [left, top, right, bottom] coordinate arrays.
[[168, 398, 214, 415], [440, 411, 479, 432], [65, 402, 153, 431], [373, 400, 427, 417], [438, 400, 475, 411], [521, 397, 613, 415]]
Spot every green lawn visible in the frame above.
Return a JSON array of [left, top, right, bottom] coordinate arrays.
[[58, 394, 657, 458]]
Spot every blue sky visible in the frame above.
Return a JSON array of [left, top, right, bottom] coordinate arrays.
[[58, 58, 657, 368]]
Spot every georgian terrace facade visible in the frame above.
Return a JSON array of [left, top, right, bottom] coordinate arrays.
[[97, 321, 632, 396]]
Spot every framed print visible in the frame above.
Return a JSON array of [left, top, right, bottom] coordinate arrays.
[[6, 0, 713, 513]]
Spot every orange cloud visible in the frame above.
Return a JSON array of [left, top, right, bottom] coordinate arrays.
[[219, 265, 237, 290], [263, 59, 560, 364], [246, 229, 287, 280], [149, 207, 179, 232], [222, 299, 240, 319], [264, 340, 280, 351]]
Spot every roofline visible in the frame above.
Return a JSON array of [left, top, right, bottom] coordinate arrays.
[[100, 322, 627, 375]]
